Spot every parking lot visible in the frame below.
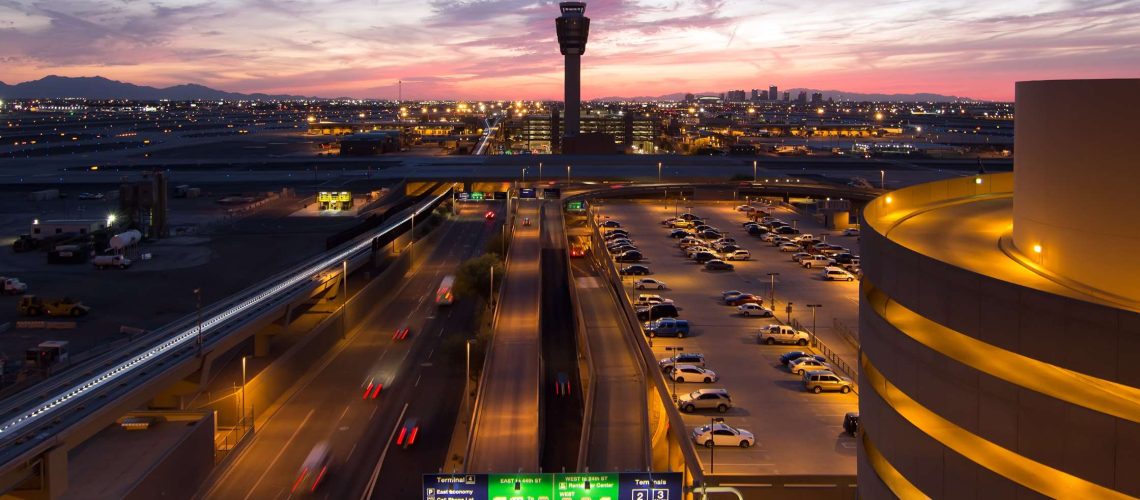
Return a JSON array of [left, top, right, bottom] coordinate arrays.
[[599, 199, 859, 475]]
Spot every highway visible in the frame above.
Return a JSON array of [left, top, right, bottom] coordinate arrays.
[[467, 200, 542, 473], [0, 190, 451, 472], [201, 205, 499, 499], [572, 257, 650, 471]]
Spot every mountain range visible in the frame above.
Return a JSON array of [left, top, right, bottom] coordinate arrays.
[[1, 75, 975, 102], [0, 76, 309, 100]]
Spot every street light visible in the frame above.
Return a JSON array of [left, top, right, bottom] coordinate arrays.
[[342, 260, 348, 338], [880, 170, 885, 190], [665, 346, 684, 403], [566, 164, 571, 183], [522, 167, 527, 183], [753, 160, 757, 183], [657, 162, 662, 182], [241, 355, 248, 429], [807, 304, 823, 346], [539, 162, 543, 183], [465, 338, 476, 444], [766, 272, 779, 309]]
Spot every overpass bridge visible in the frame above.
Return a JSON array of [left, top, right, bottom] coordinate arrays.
[[0, 186, 454, 497]]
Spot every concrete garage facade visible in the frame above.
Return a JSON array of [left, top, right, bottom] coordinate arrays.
[[857, 80, 1140, 499]]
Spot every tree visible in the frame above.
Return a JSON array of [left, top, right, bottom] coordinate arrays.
[[454, 254, 504, 301]]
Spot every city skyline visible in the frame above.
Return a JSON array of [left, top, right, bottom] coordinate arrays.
[[1, 1, 1138, 101]]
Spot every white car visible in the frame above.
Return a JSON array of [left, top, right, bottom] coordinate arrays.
[[737, 304, 773, 317], [801, 255, 836, 268], [721, 290, 742, 299], [789, 357, 831, 374], [635, 278, 667, 290], [735, 204, 754, 212], [670, 364, 719, 383], [691, 421, 755, 448], [760, 233, 778, 242], [725, 249, 751, 261], [636, 294, 674, 306], [843, 228, 860, 236], [821, 266, 856, 281], [779, 243, 800, 252]]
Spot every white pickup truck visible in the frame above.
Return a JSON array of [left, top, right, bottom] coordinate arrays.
[[757, 324, 811, 346]]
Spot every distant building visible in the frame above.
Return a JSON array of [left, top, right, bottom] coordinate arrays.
[[797, 91, 808, 104], [505, 112, 660, 153], [684, 93, 695, 102], [760, 91, 770, 100], [726, 90, 747, 102], [769, 85, 778, 101], [339, 131, 403, 155], [750, 89, 760, 101], [811, 92, 824, 104], [783, 92, 790, 101]]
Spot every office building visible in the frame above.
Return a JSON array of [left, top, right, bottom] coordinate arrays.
[[811, 92, 823, 104], [858, 79, 1140, 498], [769, 85, 778, 101]]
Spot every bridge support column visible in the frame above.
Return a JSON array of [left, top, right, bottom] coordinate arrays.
[[43, 446, 68, 499]]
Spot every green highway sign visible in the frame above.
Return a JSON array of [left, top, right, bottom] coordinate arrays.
[[470, 192, 485, 201], [487, 473, 552, 500], [556, 473, 619, 499]]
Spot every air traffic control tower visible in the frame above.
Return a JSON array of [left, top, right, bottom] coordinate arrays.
[[556, 2, 589, 148]]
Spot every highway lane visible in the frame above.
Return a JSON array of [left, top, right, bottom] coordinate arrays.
[[201, 208, 498, 499], [571, 258, 649, 471], [467, 200, 542, 473]]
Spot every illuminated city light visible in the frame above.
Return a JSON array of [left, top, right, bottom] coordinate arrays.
[[1033, 244, 1042, 254]]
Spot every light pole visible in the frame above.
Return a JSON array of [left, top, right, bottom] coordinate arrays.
[[193, 288, 203, 356], [241, 355, 248, 429], [465, 338, 475, 443], [539, 162, 543, 183], [753, 160, 757, 183], [880, 170, 885, 190], [566, 164, 571, 183], [342, 260, 348, 338], [657, 162, 662, 182], [522, 167, 527, 183], [489, 264, 495, 313], [807, 303, 823, 346], [665, 346, 683, 403], [767, 272, 779, 309]]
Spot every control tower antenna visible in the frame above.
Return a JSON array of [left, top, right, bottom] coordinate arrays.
[[555, 2, 590, 139]]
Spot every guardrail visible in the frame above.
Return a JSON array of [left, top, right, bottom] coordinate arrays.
[[0, 188, 452, 467], [586, 203, 701, 482], [791, 318, 858, 390]]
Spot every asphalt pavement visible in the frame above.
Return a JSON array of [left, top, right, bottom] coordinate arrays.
[[200, 207, 498, 500], [467, 200, 542, 473]]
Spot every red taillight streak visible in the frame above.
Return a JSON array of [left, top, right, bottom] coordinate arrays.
[[396, 427, 407, 445], [291, 468, 308, 493], [311, 466, 328, 492], [370, 384, 383, 399], [362, 382, 373, 399], [408, 427, 419, 445]]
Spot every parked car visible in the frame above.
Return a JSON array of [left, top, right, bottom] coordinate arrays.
[[699, 230, 722, 240], [791, 252, 813, 263], [843, 228, 860, 237], [803, 370, 854, 394], [659, 353, 706, 371], [637, 303, 679, 321], [725, 249, 751, 261], [757, 324, 810, 346], [620, 265, 651, 276], [608, 244, 637, 254], [669, 229, 691, 238], [834, 253, 859, 265], [789, 357, 831, 375], [678, 237, 702, 248], [737, 304, 773, 317], [721, 290, 743, 299], [643, 317, 689, 337], [600, 220, 621, 228], [779, 351, 826, 366], [747, 225, 768, 236], [678, 388, 733, 413], [704, 260, 735, 271], [670, 220, 694, 229], [692, 251, 719, 264], [726, 294, 763, 306], [716, 244, 741, 254], [670, 364, 719, 383], [636, 294, 674, 306], [778, 243, 800, 252], [843, 412, 860, 435], [821, 266, 856, 281], [615, 250, 643, 262], [820, 246, 848, 256], [691, 421, 754, 448], [685, 246, 713, 258], [801, 255, 836, 268], [604, 229, 629, 239], [634, 278, 667, 290], [775, 226, 798, 235]]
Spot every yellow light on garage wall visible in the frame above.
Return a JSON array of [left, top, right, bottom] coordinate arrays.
[[975, 177, 983, 184], [1033, 244, 1042, 254], [885, 196, 893, 204]]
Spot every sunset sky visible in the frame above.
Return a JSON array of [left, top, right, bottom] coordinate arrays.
[[1, 0, 1137, 101]]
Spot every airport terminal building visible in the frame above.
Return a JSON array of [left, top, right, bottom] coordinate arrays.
[[858, 79, 1140, 498]]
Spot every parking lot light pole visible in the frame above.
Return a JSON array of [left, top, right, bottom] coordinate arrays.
[[709, 416, 717, 474], [665, 346, 683, 403], [767, 273, 779, 309], [539, 162, 543, 183], [658, 162, 662, 182], [753, 160, 757, 183], [807, 304, 823, 346]]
